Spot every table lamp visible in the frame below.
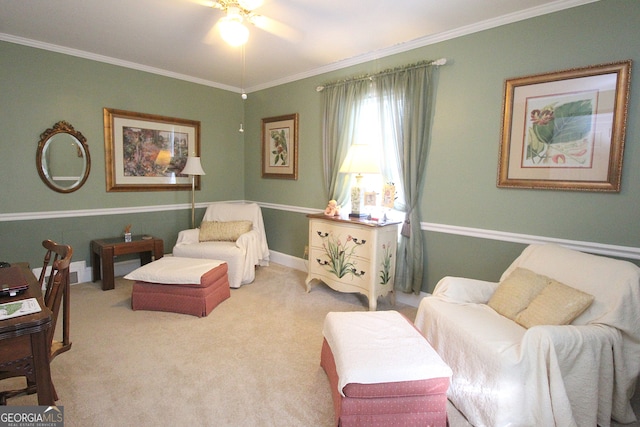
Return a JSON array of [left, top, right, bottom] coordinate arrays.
[[181, 156, 206, 228], [339, 144, 381, 218]]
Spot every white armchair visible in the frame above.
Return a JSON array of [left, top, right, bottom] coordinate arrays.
[[415, 243, 640, 427], [172, 202, 269, 288]]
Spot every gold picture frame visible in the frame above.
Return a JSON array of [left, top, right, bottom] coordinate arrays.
[[261, 113, 298, 180], [103, 108, 201, 192], [497, 60, 631, 192]]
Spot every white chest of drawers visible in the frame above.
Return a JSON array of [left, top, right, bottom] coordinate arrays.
[[305, 213, 399, 311]]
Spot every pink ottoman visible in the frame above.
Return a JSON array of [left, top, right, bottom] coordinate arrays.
[[126, 257, 230, 317], [321, 311, 452, 427]]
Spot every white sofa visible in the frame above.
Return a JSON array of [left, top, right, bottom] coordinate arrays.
[[415, 243, 640, 427], [172, 203, 269, 288]]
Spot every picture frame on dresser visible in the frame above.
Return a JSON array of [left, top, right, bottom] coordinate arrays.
[[497, 60, 632, 192], [103, 108, 201, 192]]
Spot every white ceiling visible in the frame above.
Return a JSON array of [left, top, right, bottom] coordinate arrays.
[[0, 0, 596, 93]]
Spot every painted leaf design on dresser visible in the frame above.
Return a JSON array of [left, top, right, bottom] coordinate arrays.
[[315, 231, 366, 279], [379, 242, 393, 285]]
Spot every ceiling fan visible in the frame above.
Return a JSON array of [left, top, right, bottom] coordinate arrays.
[[210, 0, 266, 46], [202, 0, 298, 47]]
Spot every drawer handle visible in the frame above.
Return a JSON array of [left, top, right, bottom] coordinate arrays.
[[315, 258, 365, 278], [316, 230, 366, 246]]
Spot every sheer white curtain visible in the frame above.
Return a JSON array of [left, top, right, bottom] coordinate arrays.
[[321, 61, 440, 294], [321, 79, 371, 208]]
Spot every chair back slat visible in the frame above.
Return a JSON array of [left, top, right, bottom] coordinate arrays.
[[38, 240, 72, 353]]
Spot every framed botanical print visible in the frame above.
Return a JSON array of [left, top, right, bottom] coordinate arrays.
[[498, 60, 631, 192], [261, 113, 299, 180]]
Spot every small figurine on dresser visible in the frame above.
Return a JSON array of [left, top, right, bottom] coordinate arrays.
[[324, 200, 340, 217]]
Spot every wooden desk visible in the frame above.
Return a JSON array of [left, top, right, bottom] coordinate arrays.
[[0, 264, 55, 405], [91, 236, 164, 291]]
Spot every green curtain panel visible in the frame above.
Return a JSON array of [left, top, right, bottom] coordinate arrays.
[[321, 61, 441, 294]]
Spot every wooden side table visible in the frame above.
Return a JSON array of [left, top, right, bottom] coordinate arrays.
[[91, 235, 164, 291], [305, 213, 400, 311]]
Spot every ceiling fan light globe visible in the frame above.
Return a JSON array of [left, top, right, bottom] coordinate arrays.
[[219, 17, 249, 46]]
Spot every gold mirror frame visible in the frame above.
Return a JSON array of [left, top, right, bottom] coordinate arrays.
[[37, 121, 91, 193]]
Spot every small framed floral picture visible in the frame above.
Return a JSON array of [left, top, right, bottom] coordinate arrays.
[[364, 191, 377, 206], [261, 113, 298, 180], [381, 183, 396, 209]]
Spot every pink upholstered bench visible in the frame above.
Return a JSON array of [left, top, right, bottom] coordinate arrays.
[[321, 311, 452, 427], [125, 257, 230, 317]]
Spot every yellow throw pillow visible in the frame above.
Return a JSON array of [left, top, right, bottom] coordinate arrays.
[[199, 220, 253, 242], [515, 280, 594, 328], [487, 268, 549, 320]]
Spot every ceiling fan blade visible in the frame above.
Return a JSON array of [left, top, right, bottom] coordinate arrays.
[[238, 0, 264, 11], [251, 15, 300, 42], [192, 0, 217, 8], [202, 23, 221, 45]]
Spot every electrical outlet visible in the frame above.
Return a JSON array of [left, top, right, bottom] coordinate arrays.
[[303, 245, 309, 260]]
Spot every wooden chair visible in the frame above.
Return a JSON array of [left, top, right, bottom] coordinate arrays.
[[0, 240, 72, 404], [38, 240, 73, 359]]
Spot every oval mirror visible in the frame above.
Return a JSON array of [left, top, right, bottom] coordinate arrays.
[[37, 121, 90, 193]]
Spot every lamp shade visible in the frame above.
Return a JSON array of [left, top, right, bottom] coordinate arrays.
[[181, 157, 206, 176], [339, 144, 381, 175]]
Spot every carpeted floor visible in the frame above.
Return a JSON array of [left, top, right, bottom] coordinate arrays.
[[0, 263, 428, 426], [2, 262, 637, 426]]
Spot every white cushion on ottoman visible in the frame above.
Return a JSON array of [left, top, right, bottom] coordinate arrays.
[[125, 256, 225, 285], [323, 310, 452, 396]]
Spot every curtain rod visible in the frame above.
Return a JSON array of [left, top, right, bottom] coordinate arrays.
[[316, 58, 448, 92]]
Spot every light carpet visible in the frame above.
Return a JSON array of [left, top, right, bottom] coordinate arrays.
[[4, 262, 636, 426], [0, 263, 421, 426]]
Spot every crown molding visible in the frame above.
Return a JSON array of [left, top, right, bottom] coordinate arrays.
[[0, 33, 238, 93], [1, 0, 599, 94], [246, 0, 600, 92]]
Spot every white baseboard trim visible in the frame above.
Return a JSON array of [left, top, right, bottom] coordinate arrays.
[[268, 250, 427, 307], [63, 258, 142, 288], [70, 249, 427, 307], [32, 260, 92, 286]]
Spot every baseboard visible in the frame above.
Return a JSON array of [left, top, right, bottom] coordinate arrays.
[[32, 260, 92, 287], [67, 250, 426, 307], [268, 250, 427, 307], [59, 258, 143, 288]]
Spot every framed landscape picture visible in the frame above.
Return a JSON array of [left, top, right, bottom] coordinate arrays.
[[497, 60, 631, 192], [103, 108, 201, 192], [261, 113, 299, 180]]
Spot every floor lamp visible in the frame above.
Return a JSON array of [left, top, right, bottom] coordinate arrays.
[[181, 157, 206, 229]]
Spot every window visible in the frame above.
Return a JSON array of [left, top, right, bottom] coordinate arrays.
[[350, 94, 404, 214]]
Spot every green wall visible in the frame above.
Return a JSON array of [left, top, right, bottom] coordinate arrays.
[[1, 0, 639, 293], [0, 41, 243, 267], [244, 0, 640, 291]]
